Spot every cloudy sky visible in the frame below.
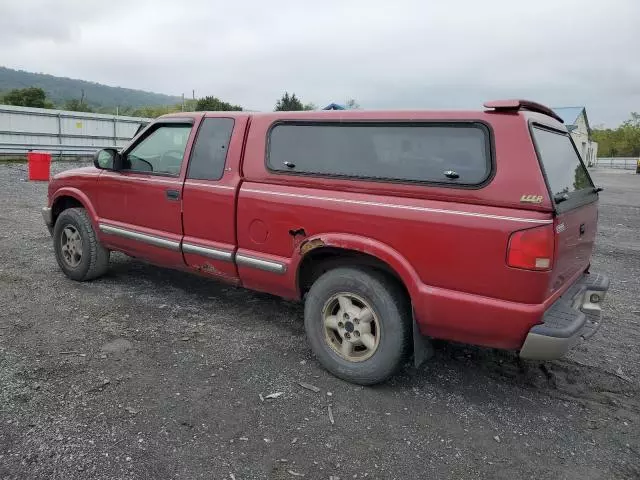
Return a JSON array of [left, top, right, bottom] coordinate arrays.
[[1, 0, 638, 126]]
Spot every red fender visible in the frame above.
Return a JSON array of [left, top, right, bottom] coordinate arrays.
[[51, 187, 99, 228], [290, 232, 422, 300]]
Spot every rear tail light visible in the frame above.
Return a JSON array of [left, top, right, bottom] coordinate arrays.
[[507, 224, 554, 271]]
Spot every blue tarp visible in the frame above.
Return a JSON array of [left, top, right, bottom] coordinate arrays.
[[323, 103, 346, 110]]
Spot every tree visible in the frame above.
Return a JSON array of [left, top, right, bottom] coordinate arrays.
[[183, 99, 198, 112], [64, 99, 94, 113], [130, 105, 176, 118], [2, 87, 52, 108], [573, 163, 590, 190], [303, 102, 317, 111], [195, 96, 242, 111], [275, 92, 304, 111], [592, 112, 640, 157], [62, 89, 94, 112], [623, 112, 640, 128]]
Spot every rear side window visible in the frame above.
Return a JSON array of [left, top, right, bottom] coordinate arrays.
[[267, 123, 491, 185], [532, 126, 593, 201], [187, 118, 234, 180]]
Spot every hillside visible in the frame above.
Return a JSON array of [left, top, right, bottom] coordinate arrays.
[[0, 66, 181, 109]]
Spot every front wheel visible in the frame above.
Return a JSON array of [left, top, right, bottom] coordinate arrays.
[[304, 267, 411, 385], [53, 208, 110, 281]]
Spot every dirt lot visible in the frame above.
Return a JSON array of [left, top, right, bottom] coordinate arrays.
[[0, 163, 639, 480]]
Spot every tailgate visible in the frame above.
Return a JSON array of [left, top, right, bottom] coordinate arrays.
[[530, 125, 599, 295], [552, 202, 597, 294]]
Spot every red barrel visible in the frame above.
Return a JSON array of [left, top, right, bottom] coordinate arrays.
[[27, 152, 52, 181]]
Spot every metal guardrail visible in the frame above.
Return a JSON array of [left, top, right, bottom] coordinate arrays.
[[0, 106, 147, 123], [0, 104, 149, 156], [0, 143, 101, 155], [595, 157, 639, 170]]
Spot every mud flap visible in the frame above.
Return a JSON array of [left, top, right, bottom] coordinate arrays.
[[413, 311, 434, 367]]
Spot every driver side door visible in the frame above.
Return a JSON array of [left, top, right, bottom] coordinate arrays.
[[96, 118, 198, 267]]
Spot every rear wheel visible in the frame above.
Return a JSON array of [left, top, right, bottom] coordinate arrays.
[[53, 208, 110, 281], [304, 267, 411, 385]]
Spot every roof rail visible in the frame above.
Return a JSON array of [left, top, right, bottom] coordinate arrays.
[[483, 99, 563, 123]]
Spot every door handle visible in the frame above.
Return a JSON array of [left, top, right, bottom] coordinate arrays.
[[166, 189, 180, 200], [579, 223, 585, 235]]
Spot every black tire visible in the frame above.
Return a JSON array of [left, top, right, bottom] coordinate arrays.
[[53, 208, 110, 281], [304, 267, 411, 385]]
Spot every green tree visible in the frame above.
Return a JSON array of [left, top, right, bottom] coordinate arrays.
[[2, 87, 52, 108], [573, 163, 590, 190], [183, 99, 198, 112], [592, 112, 640, 157], [620, 112, 640, 156], [64, 99, 94, 112], [623, 112, 640, 128], [303, 102, 317, 111], [127, 99, 206, 118], [131, 105, 176, 118], [195, 96, 242, 111], [275, 92, 304, 111]]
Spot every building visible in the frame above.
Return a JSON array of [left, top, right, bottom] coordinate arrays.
[[552, 107, 598, 166]]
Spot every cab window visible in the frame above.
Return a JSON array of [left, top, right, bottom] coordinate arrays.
[[532, 126, 594, 202], [124, 125, 192, 176], [187, 118, 234, 180], [268, 122, 491, 185]]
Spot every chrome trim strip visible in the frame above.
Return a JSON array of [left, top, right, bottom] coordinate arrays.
[[184, 182, 235, 190], [102, 174, 180, 185], [99, 223, 180, 251], [236, 253, 287, 274], [182, 242, 234, 261], [243, 189, 553, 224]]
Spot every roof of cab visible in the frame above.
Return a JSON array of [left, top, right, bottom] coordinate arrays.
[[158, 99, 565, 126], [162, 109, 490, 119]]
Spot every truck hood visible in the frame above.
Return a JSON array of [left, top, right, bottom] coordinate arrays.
[[53, 166, 100, 180], [48, 166, 101, 200]]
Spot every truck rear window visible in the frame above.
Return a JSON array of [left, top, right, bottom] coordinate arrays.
[[268, 122, 491, 185], [532, 126, 593, 202]]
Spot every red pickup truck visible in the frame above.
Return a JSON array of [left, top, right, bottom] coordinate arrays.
[[43, 100, 609, 385]]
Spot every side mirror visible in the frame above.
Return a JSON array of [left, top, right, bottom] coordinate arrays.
[[94, 148, 121, 170]]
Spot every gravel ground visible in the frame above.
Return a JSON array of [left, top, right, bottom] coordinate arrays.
[[0, 163, 639, 480]]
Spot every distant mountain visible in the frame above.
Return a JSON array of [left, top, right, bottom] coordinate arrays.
[[0, 66, 181, 109]]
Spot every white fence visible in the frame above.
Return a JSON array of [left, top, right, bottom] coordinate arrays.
[[0, 104, 150, 156], [595, 157, 638, 170]]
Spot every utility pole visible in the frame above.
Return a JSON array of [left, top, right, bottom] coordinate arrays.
[[182, 93, 185, 112]]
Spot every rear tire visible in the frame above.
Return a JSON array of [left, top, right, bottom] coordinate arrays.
[[53, 208, 110, 281], [304, 267, 411, 385]]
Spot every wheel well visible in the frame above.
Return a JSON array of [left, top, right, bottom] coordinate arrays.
[[52, 196, 83, 224], [297, 247, 410, 301]]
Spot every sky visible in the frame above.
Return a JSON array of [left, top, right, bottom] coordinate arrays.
[[0, 0, 638, 127]]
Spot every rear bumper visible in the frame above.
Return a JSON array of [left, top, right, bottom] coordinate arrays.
[[519, 272, 610, 360]]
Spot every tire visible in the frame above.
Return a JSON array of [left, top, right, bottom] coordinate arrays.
[[304, 267, 411, 385], [53, 207, 110, 281]]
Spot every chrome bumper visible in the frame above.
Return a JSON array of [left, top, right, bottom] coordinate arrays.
[[520, 273, 610, 360]]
